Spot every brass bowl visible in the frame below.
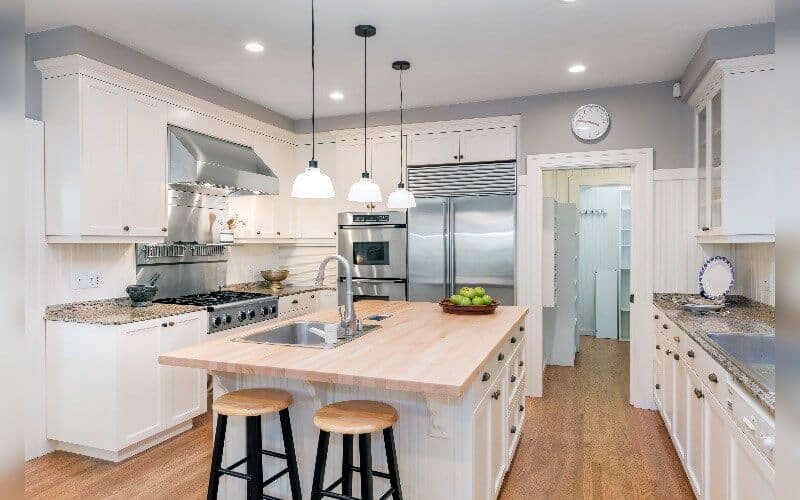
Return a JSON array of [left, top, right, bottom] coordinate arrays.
[[261, 269, 289, 289]]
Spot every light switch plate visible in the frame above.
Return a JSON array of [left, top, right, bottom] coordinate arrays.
[[72, 272, 103, 289]]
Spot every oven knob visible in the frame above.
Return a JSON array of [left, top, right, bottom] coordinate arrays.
[[248, 310, 256, 319], [238, 311, 247, 322], [260, 306, 269, 317], [225, 315, 232, 324], [213, 316, 222, 327]]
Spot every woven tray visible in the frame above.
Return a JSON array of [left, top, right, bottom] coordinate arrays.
[[438, 299, 499, 315]]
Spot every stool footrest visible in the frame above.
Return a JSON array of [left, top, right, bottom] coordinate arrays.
[[261, 466, 289, 488], [319, 468, 396, 500], [261, 449, 287, 460]]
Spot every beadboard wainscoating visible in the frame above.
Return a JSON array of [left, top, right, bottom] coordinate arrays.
[[226, 244, 281, 284], [45, 244, 136, 304], [278, 244, 338, 287], [653, 169, 774, 305]]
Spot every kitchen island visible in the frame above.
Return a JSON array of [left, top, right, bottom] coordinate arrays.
[[159, 300, 528, 500]]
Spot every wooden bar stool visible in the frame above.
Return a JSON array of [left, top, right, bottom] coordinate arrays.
[[310, 400, 403, 500], [207, 388, 302, 500]]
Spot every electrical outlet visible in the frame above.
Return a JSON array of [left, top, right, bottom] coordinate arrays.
[[763, 280, 771, 294], [87, 272, 102, 288], [72, 272, 103, 290]]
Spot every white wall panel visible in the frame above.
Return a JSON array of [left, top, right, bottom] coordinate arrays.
[[225, 244, 280, 284], [277, 245, 338, 287]]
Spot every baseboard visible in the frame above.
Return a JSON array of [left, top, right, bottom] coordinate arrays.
[[55, 421, 193, 462]]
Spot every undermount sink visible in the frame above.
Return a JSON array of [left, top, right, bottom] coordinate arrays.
[[233, 321, 380, 349], [706, 332, 775, 393]]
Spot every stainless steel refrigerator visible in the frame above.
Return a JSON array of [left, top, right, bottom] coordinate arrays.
[[407, 162, 516, 305]]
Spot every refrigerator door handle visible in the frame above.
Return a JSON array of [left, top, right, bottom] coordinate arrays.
[[448, 199, 456, 296], [442, 200, 449, 299]]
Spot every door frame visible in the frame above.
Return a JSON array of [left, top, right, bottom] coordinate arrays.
[[523, 148, 655, 409]]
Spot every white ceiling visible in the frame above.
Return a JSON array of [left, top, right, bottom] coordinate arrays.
[[26, 0, 774, 120]]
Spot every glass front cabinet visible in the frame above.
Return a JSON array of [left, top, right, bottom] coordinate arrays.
[[690, 56, 776, 244]]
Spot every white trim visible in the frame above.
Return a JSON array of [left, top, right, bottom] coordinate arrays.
[[34, 55, 295, 145], [695, 233, 775, 244], [653, 168, 696, 181], [688, 55, 775, 109], [524, 148, 655, 409]]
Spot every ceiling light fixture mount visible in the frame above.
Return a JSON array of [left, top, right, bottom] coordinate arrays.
[[244, 41, 264, 53], [387, 60, 416, 209], [347, 24, 382, 205], [329, 91, 344, 101], [568, 63, 587, 73]]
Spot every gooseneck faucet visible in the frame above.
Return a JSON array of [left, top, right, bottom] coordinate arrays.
[[315, 255, 358, 335]]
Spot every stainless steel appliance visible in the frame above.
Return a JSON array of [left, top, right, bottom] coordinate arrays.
[[154, 290, 278, 335], [337, 212, 407, 303], [407, 162, 516, 305]]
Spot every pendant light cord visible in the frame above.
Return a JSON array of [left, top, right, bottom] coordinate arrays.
[[399, 68, 404, 185], [310, 0, 316, 162], [363, 34, 368, 177]]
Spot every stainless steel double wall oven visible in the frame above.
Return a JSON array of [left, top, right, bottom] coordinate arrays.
[[337, 212, 407, 303]]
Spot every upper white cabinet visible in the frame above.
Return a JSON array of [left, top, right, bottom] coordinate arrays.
[[407, 126, 517, 166], [40, 73, 168, 242], [690, 55, 775, 243]]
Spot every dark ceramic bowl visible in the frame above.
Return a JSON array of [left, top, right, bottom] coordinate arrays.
[[126, 284, 158, 307]]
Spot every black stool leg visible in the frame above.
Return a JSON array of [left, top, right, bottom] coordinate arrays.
[[358, 433, 374, 500], [342, 434, 354, 496], [310, 430, 330, 500], [279, 409, 302, 500], [245, 416, 264, 500], [383, 428, 403, 500], [207, 414, 228, 500]]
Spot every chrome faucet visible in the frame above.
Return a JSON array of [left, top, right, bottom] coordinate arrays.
[[315, 255, 358, 335]]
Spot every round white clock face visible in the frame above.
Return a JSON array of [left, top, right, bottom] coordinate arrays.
[[571, 104, 610, 141]]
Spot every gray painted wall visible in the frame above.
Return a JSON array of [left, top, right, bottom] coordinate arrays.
[[25, 26, 292, 129], [295, 81, 693, 171], [681, 23, 775, 98]]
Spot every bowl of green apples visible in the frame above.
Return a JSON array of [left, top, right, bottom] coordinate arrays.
[[439, 287, 498, 315]]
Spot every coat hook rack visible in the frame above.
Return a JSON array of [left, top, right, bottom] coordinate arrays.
[[579, 208, 607, 216]]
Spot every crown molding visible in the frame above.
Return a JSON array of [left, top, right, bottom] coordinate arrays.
[[688, 54, 775, 109], [34, 54, 296, 145]]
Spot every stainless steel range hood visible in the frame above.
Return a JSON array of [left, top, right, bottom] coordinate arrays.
[[168, 125, 279, 194]]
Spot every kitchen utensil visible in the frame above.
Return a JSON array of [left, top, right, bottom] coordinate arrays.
[[699, 256, 734, 300], [126, 284, 158, 307], [261, 269, 290, 290], [148, 272, 161, 286], [439, 299, 499, 315]]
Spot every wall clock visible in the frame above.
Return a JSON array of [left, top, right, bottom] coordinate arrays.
[[571, 104, 610, 141]]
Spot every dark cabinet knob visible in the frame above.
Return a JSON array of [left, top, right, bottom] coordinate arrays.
[[708, 373, 718, 383], [497, 353, 505, 361], [519, 404, 524, 412], [655, 383, 660, 390], [656, 344, 660, 350], [276, 231, 281, 236], [518, 360, 524, 367], [694, 388, 704, 399], [673, 353, 680, 361], [256, 230, 262, 235], [519, 326, 525, 332], [510, 337, 517, 343], [168, 321, 174, 327], [161, 227, 167, 232], [665, 349, 672, 355], [161, 322, 168, 327], [510, 426, 517, 434], [662, 324, 669, 329], [292, 299, 299, 305], [510, 375, 517, 383], [453, 155, 458, 160], [687, 350, 695, 358], [654, 314, 659, 319], [482, 372, 490, 382], [701, 226, 710, 231], [491, 390, 501, 400], [123, 225, 130, 231]]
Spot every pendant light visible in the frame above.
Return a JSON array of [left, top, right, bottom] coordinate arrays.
[[387, 60, 417, 209], [347, 25, 382, 204], [291, 0, 335, 199]]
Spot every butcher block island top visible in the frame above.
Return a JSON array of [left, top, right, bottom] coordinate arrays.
[[159, 300, 528, 396]]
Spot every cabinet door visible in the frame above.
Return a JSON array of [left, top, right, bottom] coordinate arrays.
[[729, 424, 775, 499], [472, 392, 492, 500], [227, 195, 256, 238], [81, 78, 127, 236], [370, 136, 402, 208], [272, 140, 296, 238], [126, 92, 168, 236], [685, 371, 704, 494], [653, 355, 664, 411], [459, 128, 516, 163], [161, 316, 206, 428], [696, 106, 709, 232], [709, 91, 723, 229], [295, 142, 338, 238], [407, 132, 460, 165], [335, 140, 372, 212], [490, 366, 508, 498], [117, 322, 163, 447], [661, 346, 674, 432], [672, 354, 687, 458], [703, 393, 729, 500]]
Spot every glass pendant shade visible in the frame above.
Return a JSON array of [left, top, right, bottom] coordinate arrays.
[[387, 184, 416, 208], [347, 172, 382, 203], [291, 161, 335, 198]]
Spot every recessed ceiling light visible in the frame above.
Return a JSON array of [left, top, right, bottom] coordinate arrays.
[[562, 0, 578, 3], [329, 91, 344, 101], [568, 63, 586, 73], [244, 41, 264, 53]]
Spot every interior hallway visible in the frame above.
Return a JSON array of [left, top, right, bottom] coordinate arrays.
[[26, 337, 693, 499]]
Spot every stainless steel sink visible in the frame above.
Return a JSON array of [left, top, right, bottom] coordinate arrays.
[[706, 332, 775, 393], [232, 321, 380, 349]]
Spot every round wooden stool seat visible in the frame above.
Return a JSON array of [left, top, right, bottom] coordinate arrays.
[[212, 388, 293, 417], [313, 400, 398, 435]]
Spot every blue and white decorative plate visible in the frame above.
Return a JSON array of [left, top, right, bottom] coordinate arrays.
[[699, 256, 734, 300]]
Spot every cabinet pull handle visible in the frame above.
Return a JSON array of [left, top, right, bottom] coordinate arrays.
[[168, 321, 174, 327], [123, 225, 130, 231], [654, 314, 659, 320], [276, 231, 281, 236], [694, 388, 704, 399], [673, 353, 680, 361], [518, 360, 524, 367], [519, 325, 525, 332], [655, 383, 660, 390], [662, 324, 669, 330], [665, 349, 672, 355], [497, 353, 505, 361], [519, 404, 524, 412], [510, 375, 517, 383], [656, 344, 660, 350], [510, 337, 517, 344], [256, 230, 262, 235], [510, 426, 517, 434], [708, 373, 718, 383], [161, 227, 167, 232], [701, 226, 710, 232], [453, 155, 458, 160], [481, 372, 490, 382], [673, 336, 680, 343], [491, 390, 501, 400], [161, 322, 168, 327], [687, 350, 695, 358], [292, 299, 299, 304]]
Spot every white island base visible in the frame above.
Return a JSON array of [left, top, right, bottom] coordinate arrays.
[[211, 353, 526, 500]]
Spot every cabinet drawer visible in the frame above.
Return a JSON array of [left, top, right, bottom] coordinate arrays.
[[681, 332, 703, 373], [469, 327, 522, 403], [696, 348, 729, 400]]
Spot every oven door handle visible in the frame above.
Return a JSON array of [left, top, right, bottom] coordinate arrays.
[[338, 224, 406, 229], [344, 278, 407, 284]]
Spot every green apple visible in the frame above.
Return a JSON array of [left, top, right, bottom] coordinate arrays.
[[482, 295, 493, 305], [460, 287, 477, 299], [458, 296, 472, 306], [450, 294, 462, 305], [471, 296, 485, 306], [473, 287, 486, 297]]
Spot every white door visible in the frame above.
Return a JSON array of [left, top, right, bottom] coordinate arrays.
[[161, 316, 206, 427], [81, 78, 127, 236], [407, 132, 460, 165], [685, 370, 704, 494], [490, 366, 508, 498], [117, 321, 163, 447], [672, 354, 687, 459], [472, 392, 492, 500], [126, 92, 168, 236], [458, 128, 516, 163], [729, 425, 775, 499], [370, 136, 402, 208], [703, 393, 730, 499]]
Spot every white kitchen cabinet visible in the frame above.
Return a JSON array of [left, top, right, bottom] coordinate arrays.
[[407, 127, 517, 166], [40, 73, 169, 242], [472, 390, 492, 500], [370, 136, 403, 207], [335, 139, 373, 213], [690, 56, 775, 243], [703, 392, 730, 500], [292, 142, 339, 239], [46, 311, 207, 461], [278, 292, 315, 320], [685, 370, 705, 495], [490, 365, 508, 498], [672, 350, 687, 459], [661, 339, 674, 433], [729, 424, 775, 499]]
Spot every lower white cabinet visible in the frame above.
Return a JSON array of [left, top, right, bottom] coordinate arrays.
[[46, 311, 207, 461], [729, 423, 776, 499], [685, 370, 705, 493], [703, 391, 730, 499]]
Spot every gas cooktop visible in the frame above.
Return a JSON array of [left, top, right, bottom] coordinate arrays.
[[154, 290, 271, 307], [154, 290, 278, 333]]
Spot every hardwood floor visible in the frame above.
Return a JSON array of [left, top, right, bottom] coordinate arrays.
[[499, 336, 694, 500], [26, 337, 692, 499]]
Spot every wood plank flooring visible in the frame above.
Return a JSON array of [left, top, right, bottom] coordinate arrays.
[[26, 337, 692, 499]]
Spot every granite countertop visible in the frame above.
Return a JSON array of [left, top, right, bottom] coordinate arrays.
[[225, 282, 335, 297], [45, 298, 206, 325], [653, 293, 775, 414]]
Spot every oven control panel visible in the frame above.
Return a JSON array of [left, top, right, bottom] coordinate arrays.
[[207, 297, 279, 333]]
